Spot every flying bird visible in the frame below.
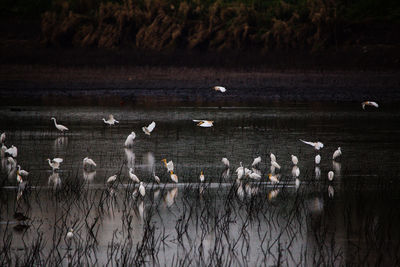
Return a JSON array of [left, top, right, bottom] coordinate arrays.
[[251, 156, 261, 166], [124, 132, 136, 147], [332, 147, 342, 160], [193, 120, 214, 127], [361, 101, 379, 110], [213, 86, 226, 93], [103, 114, 119, 126], [299, 139, 324, 150], [51, 117, 69, 133], [142, 121, 156, 135]]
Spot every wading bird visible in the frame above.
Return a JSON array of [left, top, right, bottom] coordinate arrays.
[[142, 121, 156, 135], [213, 86, 226, 93], [291, 155, 298, 165], [107, 174, 117, 184], [47, 158, 63, 171], [199, 171, 204, 182], [161, 159, 174, 172], [0, 132, 5, 144], [333, 147, 342, 160], [271, 160, 281, 169], [124, 132, 136, 147], [129, 168, 140, 183], [170, 171, 178, 183], [221, 157, 230, 167], [5, 145, 17, 158], [17, 165, 29, 177], [300, 139, 324, 150], [236, 162, 244, 179], [103, 114, 119, 126], [362, 101, 379, 110], [83, 157, 96, 170], [328, 171, 334, 181], [252, 156, 261, 166], [51, 117, 69, 133], [270, 153, 277, 162], [193, 120, 214, 127], [153, 173, 160, 184]]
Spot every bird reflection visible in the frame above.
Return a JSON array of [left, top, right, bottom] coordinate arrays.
[[222, 168, 230, 180], [315, 166, 321, 179], [143, 152, 155, 173], [54, 136, 68, 148], [292, 166, 300, 177], [138, 200, 144, 221], [268, 189, 279, 200], [153, 189, 160, 199], [308, 197, 324, 214], [83, 170, 96, 182], [48, 172, 62, 190], [164, 187, 178, 207], [125, 148, 135, 169], [236, 182, 244, 200], [328, 185, 334, 198]]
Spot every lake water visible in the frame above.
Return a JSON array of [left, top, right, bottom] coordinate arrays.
[[0, 104, 399, 266]]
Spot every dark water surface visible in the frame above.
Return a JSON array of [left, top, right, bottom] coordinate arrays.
[[0, 104, 399, 266]]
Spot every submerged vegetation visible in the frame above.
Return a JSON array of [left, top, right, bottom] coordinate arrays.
[[16, 0, 398, 52]]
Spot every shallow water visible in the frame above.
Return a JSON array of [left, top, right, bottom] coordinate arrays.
[[0, 104, 399, 266]]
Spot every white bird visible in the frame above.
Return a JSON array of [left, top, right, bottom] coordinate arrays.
[[161, 159, 174, 172], [17, 165, 29, 177], [315, 154, 321, 164], [129, 168, 140, 183], [142, 121, 156, 135], [103, 114, 119, 126], [66, 229, 74, 239], [1, 144, 7, 158], [291, 155, 298, 165], [5, 145, 17, 158], [236, 162, 244, 179], [268, 174, 280, 184], [362, 101, 379, 110], [332, 147, 342, 160], [193, 120, 214, 127], [271, 160, 281, 169], [213, 86, 226, 93], [199, 171, 205, 182], [47, 158, 63, 171], [268, 189, 279, 200], [106, 174, 117, 184], [221, 157, 230, 167], [328, 171, 334, 181], [51, 117, 68, 133], [83, 157, 96, 170], [170, 171, 178, 183], [124, 132, 136, 147], [251, 156, 261, 166], [0, 132, 5, 144], [139, 182, 145, 197], [299, 139, 324, 150], [236, 183, 244, 199], [249, 172, 261, 180], [244, 168, 252, 177], [270, 153, 277, 162]]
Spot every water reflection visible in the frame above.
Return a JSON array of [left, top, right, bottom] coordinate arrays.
[[83, 170, 96, 182], [124, 148, 135, 169], [332, 160, 341, 177], [48, 172, 62, 189], [54, 136, 68, 149], [315, 166, 321, 179], [164, 187, 178, 207]]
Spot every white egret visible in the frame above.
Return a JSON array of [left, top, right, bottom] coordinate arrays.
[[299, 139, 324, 150], [270, 165, 276, 174], [139, 182, 145, 197], [66, 229, 74, 239], [17, 165, 29, 177], [142, 121, 156, 135], [213, 86, 226, 93], [47, 158, 63, 171], [83, 157, 96, 170], [328, 171, 334, 181], [1, 144, 7, 158], [161, 159, 174, 172], [129, 168, 140, 183], [124, 132, 136, 147], [315, 154, 321, 164], [5, 145, 17, 158], [249, 171, 261, 180], [251, 168, 262, 176], [199, 171, 205, 182], [332, 147, 342, 160], [221, 157, 230, 167], [107, 174, 117, 184], [0, 132, 5, 144], [270, 153, 277, 162], [170, 171, 178, 183], [51, 117, 69, 133], [103, 114, 119, 126], [271, 160, 281, 169], [292, 166, 300, 177], [153, 174, 160, 184], [236, 162, 244, 179], [291, 155, 298, 165], [362, 101, 379, 110], [268, 189, 279, 200], [268, 174, 280, 184], [251, 156, 261, 166], [193, 120, 214, 127]]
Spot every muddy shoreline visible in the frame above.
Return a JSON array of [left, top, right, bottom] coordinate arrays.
[[1, 65, 399, 106]]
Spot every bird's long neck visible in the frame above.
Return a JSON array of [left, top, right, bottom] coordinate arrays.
[[53, 119, 58, 127], [103, 118, 107, 122]]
